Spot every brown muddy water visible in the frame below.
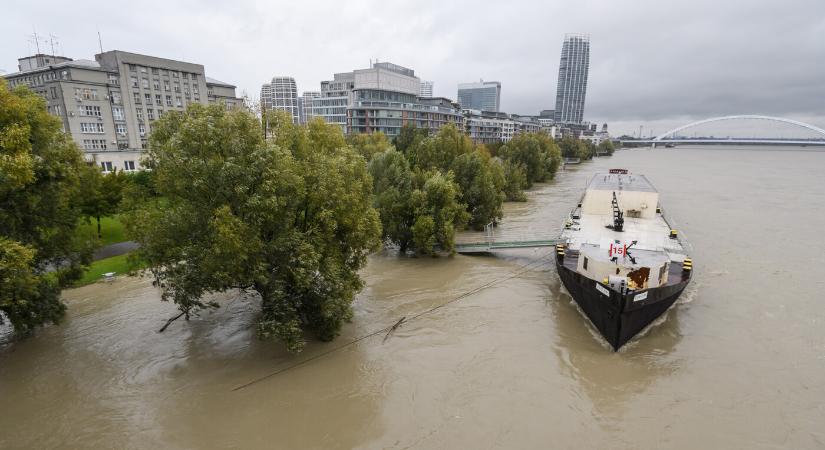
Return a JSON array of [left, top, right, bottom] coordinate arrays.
[[2, 146, 824, 449]]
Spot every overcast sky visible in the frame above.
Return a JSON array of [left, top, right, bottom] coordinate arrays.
[[3, 0, 824, 136]]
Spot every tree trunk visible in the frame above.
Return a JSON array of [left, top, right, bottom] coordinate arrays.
[[96, 215, 102, 238]]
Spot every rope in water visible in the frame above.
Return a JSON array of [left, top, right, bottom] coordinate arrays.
[[231, 251, 554, 392]]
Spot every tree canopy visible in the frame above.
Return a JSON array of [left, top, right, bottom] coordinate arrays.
[[0, 80, 94, 333], [126, 104, 380, 352], [347, 131, 393, 161]]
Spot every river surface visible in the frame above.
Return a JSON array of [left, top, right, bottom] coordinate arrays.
[[2, 146, 824, 449]]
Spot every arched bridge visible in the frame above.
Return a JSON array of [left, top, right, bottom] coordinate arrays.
[[624, 115, 825, 146]]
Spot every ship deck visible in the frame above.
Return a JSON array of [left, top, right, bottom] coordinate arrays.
[[562, 213, 687, 260]]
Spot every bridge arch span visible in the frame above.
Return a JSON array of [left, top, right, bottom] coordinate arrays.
[[653, 115, 825, 141]]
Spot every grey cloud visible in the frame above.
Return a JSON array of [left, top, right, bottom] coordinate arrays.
[[3, 0, 823, 135]]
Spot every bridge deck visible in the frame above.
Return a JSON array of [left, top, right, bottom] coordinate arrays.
[[455, 239, 564, 254]]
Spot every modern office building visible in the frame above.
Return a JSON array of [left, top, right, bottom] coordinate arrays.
[[300, 91, 320, 124], [419, 80, 433, 98], [313, 72, 354, 132], [457, 80, 501, 112], [260, 76, 300, 123], [554, 33, 590, 124], [3, 51, 241, 172]]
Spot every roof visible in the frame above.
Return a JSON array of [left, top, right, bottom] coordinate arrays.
[[4, 59, 106, 77], [587, 173, 657, 193], [205, 76, 235, 88]]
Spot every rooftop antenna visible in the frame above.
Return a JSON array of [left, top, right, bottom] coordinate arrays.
[[97, 29, 103, 53], [48, 33, 59, 56], [27, 27, 44, 54]]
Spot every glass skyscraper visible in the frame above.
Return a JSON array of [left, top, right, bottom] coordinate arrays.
[[554, 34, 590, 124], [457, 80, 501, 112]]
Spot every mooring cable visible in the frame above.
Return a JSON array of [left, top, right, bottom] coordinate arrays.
[[231, 251, 554, 392]]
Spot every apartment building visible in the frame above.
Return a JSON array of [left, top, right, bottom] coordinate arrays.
[[260, 76, 300, 123], [3, 51, 242, 172]]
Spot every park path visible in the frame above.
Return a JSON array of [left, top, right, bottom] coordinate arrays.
[[93, 241, 139, 261]]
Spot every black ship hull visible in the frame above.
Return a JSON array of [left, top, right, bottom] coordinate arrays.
[[556, 258, 690, 351]]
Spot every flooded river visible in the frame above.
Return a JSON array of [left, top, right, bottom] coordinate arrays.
[[2, 146, 824, 449]]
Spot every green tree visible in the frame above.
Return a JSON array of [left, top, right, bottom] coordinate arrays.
[[126, 104, 381, 352], [368, 149, 415, 251], [451, 149, 505, 230], [558, 135, 590, 160], [347, 131, 393, 161], [500, 133, 561, 187], [501, 159, 528, 202], [393, 123, 428, 154], [597, 139, 615, 155], [0, 81, 94, 333], [409, 170, 469, 255], [406, 123, 474, 171], [79, 167, 128, 238]]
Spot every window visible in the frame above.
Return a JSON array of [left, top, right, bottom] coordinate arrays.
[[134, 92, 141, 104], [147, 109, 155, 120], [155, 94, 162, 106], [173, 82, 180, 93], [80, 122, 105, 133], [140, 66, 147, 73], [116, 123, 127, 135], [131, 76, 138, 87], [53, 104, 62, 116], [151, 68, 159, 75], [112, 106, 124, 120], [145, 93, 151, 104], [50, 87, 57, 99], [172, 71, 179, 78], [82, 105, 102, 116], [184, 86, 190, 96], [136, 109, 143, 120], [124, 160, 136, 171], [108, 74, 119, 85], [82, 139, 107, 150], [111, 92, 122, 104], [128, 64, 136, 72], [158, 109, 164, 117], [175, 96, 182, 107], [153, 79, 160, 90], [181, 73, 188, 80], [91, 89, 98, 100], [141, 78, 149, 89], [139, 123, 146, 136], [100, 161, 114, 172], [166, 95, 172, 106], [583, 257, 589, 271], [207, 88, 214, 96], [82, 88, 93, 100], [191, 74, 198, 82], [193, 86, 199, 94]]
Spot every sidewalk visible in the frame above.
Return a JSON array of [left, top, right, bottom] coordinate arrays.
[[93, 241, 139, 261]]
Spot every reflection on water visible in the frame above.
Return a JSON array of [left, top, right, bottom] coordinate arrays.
[[2, 146, 825, 449]]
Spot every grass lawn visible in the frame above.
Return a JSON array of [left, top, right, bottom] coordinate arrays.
[[75, 253, 146, 286], [77, 216, 127, 246]]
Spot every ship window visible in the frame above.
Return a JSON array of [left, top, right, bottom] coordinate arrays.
[[659, 264, 667, 284], [583, 257, 588, 270]]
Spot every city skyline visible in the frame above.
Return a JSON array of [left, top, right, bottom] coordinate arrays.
[[2, 0, 824, 135]]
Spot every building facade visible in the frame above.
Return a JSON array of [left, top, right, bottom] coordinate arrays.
[[554, 34, 590, 124], [419, 80, 433, 98], [457, 80, 501, 112], [260, 76, 300, 123], [300, 91, 320, 124], [3, 51, 241, 173], [346, 62, 462, 137]]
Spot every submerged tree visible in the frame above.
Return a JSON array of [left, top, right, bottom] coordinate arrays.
[[127, 104, 381, 352], [369, 149, 468, 254], [0, 81, 94, 333], [450, 149, 505, 230]]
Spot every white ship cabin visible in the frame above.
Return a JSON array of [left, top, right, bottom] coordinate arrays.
[[564, 170, 687, 291]]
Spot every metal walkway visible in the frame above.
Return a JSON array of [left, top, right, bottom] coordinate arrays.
[[454, 223, 564, 254]]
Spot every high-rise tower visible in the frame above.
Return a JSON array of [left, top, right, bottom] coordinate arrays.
[[260, 76, 300, 123], [554, 34, 590, 124]]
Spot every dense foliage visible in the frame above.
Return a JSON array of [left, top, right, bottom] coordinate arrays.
[[126, 106, 381, 352], [0, 81, 94, 333], [557, 135, 592, 160]]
